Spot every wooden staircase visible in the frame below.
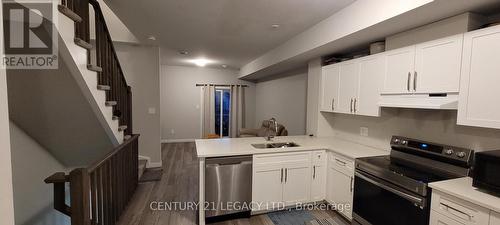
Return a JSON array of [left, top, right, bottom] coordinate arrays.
[[60, 0, 133, 140], [44, 1, 142, 225]]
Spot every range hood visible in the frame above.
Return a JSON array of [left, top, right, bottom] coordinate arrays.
[[378, 93, 458, 110]]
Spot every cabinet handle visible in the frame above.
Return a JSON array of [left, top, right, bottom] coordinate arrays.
[[440, 203, 473, 221], [335, 158, 347, 166], [350, 98, 353, 113], [331, 98, 335, 111], [350, 177, 354, 193], [353, 98, 357, 113], [281, 168, 283, 183], [313, 166, 316, 179], [407, 72, 411, 91], [285, 168, 288, 183], [413, 71, 417, 91]]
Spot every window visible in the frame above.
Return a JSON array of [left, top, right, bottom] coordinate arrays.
[[215, 88, 230, 137]]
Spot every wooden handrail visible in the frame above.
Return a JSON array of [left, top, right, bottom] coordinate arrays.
[[88, 134, 139, 172], [45, 134, 139, 225]]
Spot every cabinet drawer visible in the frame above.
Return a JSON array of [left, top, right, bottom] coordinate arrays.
[[312, 151, 326, 165], [254, 152, 311, 167], [430, 210, 466, 225], [328, 152, 354, 175], [431, 191, 490, 225]]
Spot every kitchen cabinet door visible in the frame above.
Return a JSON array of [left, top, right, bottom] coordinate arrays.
[[282, 165, 311, 206], [430, 211, 466, 225], [382, 46, 416, 94], [329, 167, 354, 220], [414, 34, 463, 93], [337, 61, 360, 114], [357, 55, 384, 117], [310, 164, 326, 202], [458, 25, 500, 129], [252, 166, 283, 211], [490, 211, 500, 225], [320, 64, 340, 112]]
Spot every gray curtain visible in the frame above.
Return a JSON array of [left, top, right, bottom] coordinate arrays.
[[230, 85, 245, 138], [201, 85, 215, 138]]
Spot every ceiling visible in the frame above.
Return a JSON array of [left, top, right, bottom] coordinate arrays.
[[103, 0, 355, 69]]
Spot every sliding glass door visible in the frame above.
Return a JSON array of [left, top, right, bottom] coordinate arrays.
[[215, 89, 230, 137]]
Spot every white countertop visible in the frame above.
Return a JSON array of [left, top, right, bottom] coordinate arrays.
[[195, 135, 388, 159], [429, 177, 500, 213]]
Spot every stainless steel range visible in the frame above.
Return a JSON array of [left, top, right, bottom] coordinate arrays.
[[352, 136, 474, 225]]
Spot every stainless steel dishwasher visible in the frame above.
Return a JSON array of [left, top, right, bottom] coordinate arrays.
[[205, 155, 252, 219]]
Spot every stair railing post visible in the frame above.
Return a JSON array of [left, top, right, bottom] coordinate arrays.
[[69, 168, 91, 225]]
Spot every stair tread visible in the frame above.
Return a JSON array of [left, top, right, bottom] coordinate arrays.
[[87, 64, 103, 72], [58, 5, 82, 22], [138, 159, 148, 179], [105, 101, 117, 106], [97, 85, 110, 91], [74, 37, 93, 50], [118, 125, 128, 131]]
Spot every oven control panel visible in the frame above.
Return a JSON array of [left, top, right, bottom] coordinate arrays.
[[391, 136, 474, 165]]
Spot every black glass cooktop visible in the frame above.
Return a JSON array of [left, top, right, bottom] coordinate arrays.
[[357, 155, 457, 184]]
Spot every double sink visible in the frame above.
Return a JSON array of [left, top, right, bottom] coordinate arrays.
[[251, 142, 300, 149]]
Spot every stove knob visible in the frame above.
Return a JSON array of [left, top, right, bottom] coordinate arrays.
[[457, 152, 466, 158], [401, 140, 408, 145], [445, 149, 454, 155], [394, 138, 400, 144]]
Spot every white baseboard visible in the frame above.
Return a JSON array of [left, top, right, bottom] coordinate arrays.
[[147, 161, 162, 168], [161, 138, 196, 143]]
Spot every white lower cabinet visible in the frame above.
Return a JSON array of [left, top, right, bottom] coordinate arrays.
[[327, 152, 354, 220], [311, 151, 327, 202], [252, 152, 312, 211], [430, 191, 490, 225]]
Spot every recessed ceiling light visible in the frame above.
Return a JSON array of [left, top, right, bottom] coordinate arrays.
[[187, 58, 213, 67], [271, 24, 280, 29], [147, 35, 156, 41], [179, 50, 189, 55], [221, 64, 228, 68]]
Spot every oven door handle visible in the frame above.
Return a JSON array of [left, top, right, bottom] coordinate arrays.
[[355, 171, 425, 208]]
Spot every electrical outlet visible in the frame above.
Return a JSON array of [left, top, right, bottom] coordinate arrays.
[[360, 127, 369, 137]]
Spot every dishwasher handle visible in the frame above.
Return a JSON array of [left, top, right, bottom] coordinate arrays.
[[205, 155, 253, 166]]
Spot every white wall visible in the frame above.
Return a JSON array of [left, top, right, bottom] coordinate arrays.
[[0, 1, 15, 223], [99, 0, 139, 43], [10, 122, 70, 225], [161, 65, 255, 141], [115, 43, 162, 166], [317, 109, 500, 152], [306, 59, 321, 136], [255, 69, 308, 135]]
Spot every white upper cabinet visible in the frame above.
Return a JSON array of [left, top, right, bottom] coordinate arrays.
[[458, 25, 500, 129], [414, 34, 463, 93], [382, 35, 464, 95], [320, 64, 340, 112], [358, 56, 384, 116], [382, 46, 416, 94], [337, 61, 360, 114]]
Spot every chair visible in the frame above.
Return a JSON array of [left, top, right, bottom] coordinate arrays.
[[239, 120, 288, 138]]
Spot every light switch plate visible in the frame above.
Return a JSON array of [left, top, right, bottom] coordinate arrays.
[[360, 127, 369, 137], [148, 107, 156, 114]]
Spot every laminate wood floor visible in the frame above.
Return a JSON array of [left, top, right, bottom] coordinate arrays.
[[117, 142, 348, 225]]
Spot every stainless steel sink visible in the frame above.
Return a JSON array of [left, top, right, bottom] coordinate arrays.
[[251, 142, 300, 149]]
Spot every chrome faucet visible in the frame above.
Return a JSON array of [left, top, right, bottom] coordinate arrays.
[[266, 118, 279, 141]]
